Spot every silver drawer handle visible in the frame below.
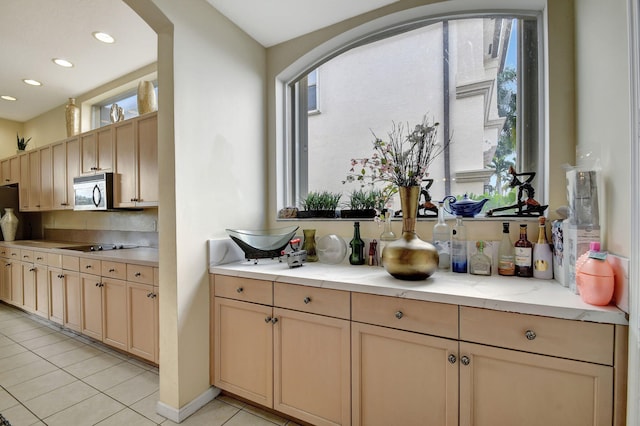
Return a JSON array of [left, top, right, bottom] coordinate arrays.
[[395, 311, 404, 319], [461, 356, 470, 366], [525, 330, 536, 340], [236, 287, 244, 293], [135, 272, 142, 277], [265, 316, 272, 323], [448, 354, 457, 364], [303, 297, 311, 304]]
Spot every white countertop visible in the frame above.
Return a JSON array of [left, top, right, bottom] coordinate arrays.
[[210, 259, 628, 325]]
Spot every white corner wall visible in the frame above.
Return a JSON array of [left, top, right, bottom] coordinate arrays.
[[127, 0, 267, 412]]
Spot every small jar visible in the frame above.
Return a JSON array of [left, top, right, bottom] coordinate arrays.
[[302, 229, 318, 262]]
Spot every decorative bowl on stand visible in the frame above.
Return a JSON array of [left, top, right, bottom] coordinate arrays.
[[226, 226, 299, 262]]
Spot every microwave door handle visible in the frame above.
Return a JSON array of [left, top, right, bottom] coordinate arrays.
[[92, 184, 102, 207]]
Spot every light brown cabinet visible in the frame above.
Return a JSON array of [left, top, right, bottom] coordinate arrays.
[[1, 156, 20, 185], [52, 138, 80, 209], [48, 267, 65, 325], [114, 113, 158, 208], [210, 273, 626, 426], [102, 278, 128, 351], [19, 153, 29, 210], [33, 252, 48, 319], [213, 276, 351, 426], [0, 258, 11, 302], [127, 281, 158, 363], [39, 145, 53, 210], [81, 127, 113, 174], [27, 150, 41, 211]]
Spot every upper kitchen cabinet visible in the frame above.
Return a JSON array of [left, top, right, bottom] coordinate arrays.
[[39, 145, 53, 211], [52, 138, 80, 210], [1, 156, 20, 186], [114, 112, 158, 208], [81, 127, 114, 175]]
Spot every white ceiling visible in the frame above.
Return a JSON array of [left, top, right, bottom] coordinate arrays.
[[0, 0, 396, 123]]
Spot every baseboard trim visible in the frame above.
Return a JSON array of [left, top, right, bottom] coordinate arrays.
[[156, 386, 220, 423]]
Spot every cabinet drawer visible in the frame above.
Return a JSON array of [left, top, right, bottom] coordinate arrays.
[[20, 250, 34, 262], [127, 264, 154, 284], [80, 258, 101, 274], [102, 261, 127, 280], [8, 248, 20, 259], [48, 253, 62, 268], [214, 275, 272, 305], [352, 293, 458, 339], [274, 282, 350, 319], [62, 255, 79, 271], [459, 306, 614, 365], [33, 251, 47, 264]]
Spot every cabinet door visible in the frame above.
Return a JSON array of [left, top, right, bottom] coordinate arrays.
[[63, 271, 81, 332], [19, 153, 29, 210], [214, 297, 274, 407], [96, 127, 114, 173], [22, 263, 36, 312], [352, 322, 459, 426], [114, 120, 137, 207], [274, 308, 351, 426], [127, 282, 158, 362], [102, 278, 128, 351], [137, 113, 158, 206], [0, 259, 11, 301], [10, 259, 23, 306], [459, 342, 613, 426], [28, 150, 40, 210], [9, 156, 19, 184], [80, 131, 97, 174], [65, 137, 80, 208], [1, 159, 10, 185], [48, 268, 65, 325], [81, 273, 103, 341], [52, 141, 67, 209], [39, 146, 52, 210], [34, 264, 48, 318]]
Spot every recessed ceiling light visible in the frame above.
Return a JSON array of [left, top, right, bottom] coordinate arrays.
[[23, 79, 42, 86], [1, 95, 17, 101], [53, 58, 74, 68], [93, 31, 115, 44]]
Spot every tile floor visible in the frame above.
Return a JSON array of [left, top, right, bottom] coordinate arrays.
[[0, 302, 300, 426]]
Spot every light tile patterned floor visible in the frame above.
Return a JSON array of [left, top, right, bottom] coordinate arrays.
[[0, 303, 299, 426]]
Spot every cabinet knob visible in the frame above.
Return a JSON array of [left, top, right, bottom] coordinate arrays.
[[147, 292, 153, 298], [461, 356, 470, 366], [4, 179, 9, 182], [448, 354, 457, 364], [265, 316, 272, 323], [36, 257, 44, 261], [135, 272, 141, 277], [95, 282, 100, 287], [61, 203, 68, 206], [29, 267, 36, 272], [58, 274, 64, 279], [109, 268, 115, 272], [303, 297, 311, 304], [99, 283, 104, 287], [271, 317, 278, 324], [236, 287, 244, 293], [5, 263, 10, 267], [395, 311, 404, 319], [86, 265, 92, 269], [151, 293, 157, 299], [525, 330, 537, 340]]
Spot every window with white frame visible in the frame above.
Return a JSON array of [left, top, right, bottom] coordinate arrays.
[[283, 13, 543, 216]]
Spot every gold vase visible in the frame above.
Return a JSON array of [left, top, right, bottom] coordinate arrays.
[[381, 186, 438, 280], [65, 98, 80, 137]]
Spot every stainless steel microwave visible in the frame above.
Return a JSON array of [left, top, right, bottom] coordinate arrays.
[[73, 172, 115, 211]]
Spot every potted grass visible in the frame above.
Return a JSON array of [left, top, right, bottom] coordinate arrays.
[[16, 133, 31, 153], [340, 188, 380, 219], [298, 191, 342, 218]]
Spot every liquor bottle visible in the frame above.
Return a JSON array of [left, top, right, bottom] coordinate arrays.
[[533, 217, 553, 279], [498, 222, 515, 276], [378, 210, 396, 265], [515, 224, 533, 277], [451, 216, 467, 273], [432, 202, 451, 270], [349, 221, 365, 265], [469, 240, 492, 276]]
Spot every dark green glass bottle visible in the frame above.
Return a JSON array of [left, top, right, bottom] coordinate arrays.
[[349, 221, 365, 265]]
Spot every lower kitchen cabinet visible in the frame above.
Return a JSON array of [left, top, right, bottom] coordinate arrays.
[[22, 262, 36, 313], [0, 258, 10, 301], [10, 259, 23, 307], [352, 322, 458, 426], [34, 255, 49, 318], [127, 281, 158, 363], [48, 268, 65, 325], [458, 341, 612, 426], [102, 278, 128, 351], [214, 297, 274, 407], [81, 272, 104, 341]]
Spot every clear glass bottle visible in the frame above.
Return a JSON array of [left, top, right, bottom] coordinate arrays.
[[515, 224, 533, 277], [469, 240, 492, 276], [302, 229, 318, 262], [533, 217, 553, 279], [497, 222, 515, 276], [451, 216, 467, 273], [349, 221, 365, 265], [432, 202, 451, 270], [378, 211, 396, 266]]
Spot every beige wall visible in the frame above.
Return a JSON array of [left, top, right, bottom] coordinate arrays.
[[574, 0, 630, 257], [0, 117, 25, 158], [128, 0, 268, 410]]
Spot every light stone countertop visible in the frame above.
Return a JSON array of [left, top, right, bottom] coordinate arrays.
[[210, 258, 628, 325], [0, 240, 158, 267]]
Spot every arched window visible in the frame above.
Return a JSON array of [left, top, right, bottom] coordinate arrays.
[[283, 12, 542, 216]]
